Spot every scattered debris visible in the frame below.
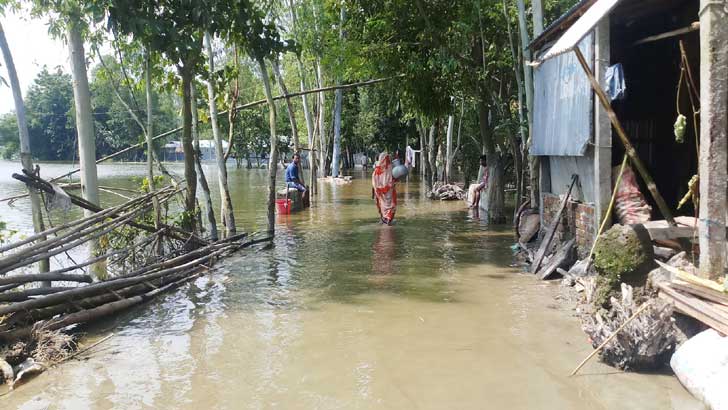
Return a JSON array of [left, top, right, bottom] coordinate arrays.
[[531, 175, 578, 274], [647, 251, 697, 289], [538, 239, 576, 280], [581, 283, 675, 371], [11, 358, 46, 389], [320, 176, 353, 185], [568, 258, 595, 278], [427, 182, 465, 201]]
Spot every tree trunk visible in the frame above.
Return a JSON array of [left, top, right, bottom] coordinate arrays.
[[516, 0, 539, 206], [419, 122, 426, 178], [272, 57, 299, 153], [0, 21, 50, 281], [331, 4, 346, 178], [258, 58, 278, 235], [445, 114, 454, 184], [224, 45, 240, 163], [144, 48, 162, 255], [287, 0, 315, 151], [190, 83, 218, 241], [204, 32, 236, 237], [68, 21, 102, 277], [503, 0, 528, 210], [532, 0, 544, 36], [315, 60, 327, 177], [178, 63, 198, 233], [428, 123, 437, 187], [478, 100, 505, 223]]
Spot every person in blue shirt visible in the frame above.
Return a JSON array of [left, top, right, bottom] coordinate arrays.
[[285, 153, 306, 193]]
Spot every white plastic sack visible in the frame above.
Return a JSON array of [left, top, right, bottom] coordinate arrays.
[[671, 329, 728, 409]]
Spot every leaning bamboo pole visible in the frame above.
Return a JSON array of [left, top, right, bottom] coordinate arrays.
[[0, 235, 271, 341], [0, 186, 167, 253], [573, 48, 676, 226], [47, 76, 401, 183]]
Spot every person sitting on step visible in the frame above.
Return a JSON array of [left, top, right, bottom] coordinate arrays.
[[285, 152, 307, 194]]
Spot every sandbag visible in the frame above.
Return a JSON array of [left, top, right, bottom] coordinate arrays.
[[671, 329, 728, 409], [613, 164, 651, 225]]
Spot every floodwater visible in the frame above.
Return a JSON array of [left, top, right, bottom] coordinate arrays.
[[0, 161, 702, 409]]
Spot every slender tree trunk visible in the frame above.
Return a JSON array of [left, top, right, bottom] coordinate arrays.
[[428, 123, 437, 187], [190, 83, 218, 241], [532, 0, 544, 207], [258, 58, 279, 235], [204, 32, 236, 237], [299, 59, 315, 149], [0, 21, 49, 280], [272, 57, 299, 153], [419, 119, 431, 185], [315, 60, 327, 177], [287, 0, 315, 151], [178, 63, 198, 233], [331, 4, 346, 178], [224, 46, 240, 162], [502, 0, 527, 209], [445, 114, 454, 184], [532, 0, 544, 36], [516, 0, 539, 206], [144, 48, 162, 255], [68, 21, 102, 277]]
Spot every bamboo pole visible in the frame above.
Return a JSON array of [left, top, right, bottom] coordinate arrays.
[[0, 272, 204, 343], [0, 190, 157, 263], [0, 273, 92, 287], [0, 246, 227, 316], [0, 287, 78, 303], [47, 76, 400, 183], [587, 154, 629, 260], [13, 173, 201, 245], [0, 205, 151, 275], [573, 47, 676, 226], [570, 300, 652, 376], [0, 184, 171, 253], [0, 235, 270, 334]]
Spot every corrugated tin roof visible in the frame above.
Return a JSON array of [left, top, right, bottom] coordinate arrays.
[[528, 0, 595, 52], [533, 0, 623, 64]]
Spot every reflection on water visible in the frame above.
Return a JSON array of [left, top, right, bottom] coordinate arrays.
[[0, 161, 701, 410], [371, 225, 396, 277]]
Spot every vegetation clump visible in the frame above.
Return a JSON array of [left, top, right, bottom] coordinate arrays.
[[592, 224, 655, 307]]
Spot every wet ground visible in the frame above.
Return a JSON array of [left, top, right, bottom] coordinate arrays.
[[0, 161, 702, 409]]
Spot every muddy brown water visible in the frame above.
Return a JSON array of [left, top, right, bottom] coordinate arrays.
[[0, 161, 703, 409]]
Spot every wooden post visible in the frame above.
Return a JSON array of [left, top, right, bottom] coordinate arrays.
[[698, 0, 728, 279], [593, 19, 613, 238], [574, 47, 677, 226]]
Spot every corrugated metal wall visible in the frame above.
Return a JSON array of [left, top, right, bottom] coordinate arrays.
[[547, 153, 595, 204], [531, 34, 594, 156]]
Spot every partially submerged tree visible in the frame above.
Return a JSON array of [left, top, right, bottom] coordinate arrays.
[[204, 32, 236, 237], [0, 17, 50, 279]]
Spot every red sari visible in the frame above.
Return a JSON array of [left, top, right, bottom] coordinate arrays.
[[372, 152, 397, 224]]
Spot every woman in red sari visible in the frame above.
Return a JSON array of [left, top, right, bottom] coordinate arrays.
[[372, 152, 397, 225]]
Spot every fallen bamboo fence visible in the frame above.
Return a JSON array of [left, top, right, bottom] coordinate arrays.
[[0, 171, 271, 353]]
